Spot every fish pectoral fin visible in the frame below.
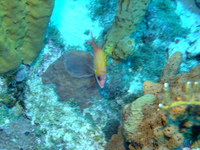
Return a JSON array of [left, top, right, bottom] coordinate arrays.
[[89, 52, 94, 57], [88, 64, 94, 72]]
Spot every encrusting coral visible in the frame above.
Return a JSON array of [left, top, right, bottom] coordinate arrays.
[[0, 0, 54, 75], [103, 0, 151, 59], [122, 52, 200, 149]]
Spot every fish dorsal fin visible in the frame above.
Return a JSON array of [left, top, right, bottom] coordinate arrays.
[[86, 31, 99, 53]]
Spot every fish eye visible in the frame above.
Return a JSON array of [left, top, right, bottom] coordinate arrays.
[[97, 76, 101, 81]]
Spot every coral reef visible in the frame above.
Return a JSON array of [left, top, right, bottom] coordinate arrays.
[[122, 52, 200, 149], [24, 71, 121, 149], [160, 52, 183, 83], [143, 0, 190, 43], [105, 126, 126, 150], [45, 22, 65, 51], [25, 80, 105, 149], [180, 0, 200, 14], [167, 29, 200, 71], [103, 0, 151, 59], [87, 0, 117, 27], [10, 42, 121, 149], [0, 0, 54, 75], [102, 119, 120, 141], [42, 50, 101, 109], [126, 0, 191, 88], [0, 30, 22, 75], [159, 81, 200, 110], [123, 94, 156, 142], [1, 0, 200, 149], [195, 0, 200, 8], [0, 118, 38, 149], [143, 81, 163, 96], [0, 64, 28, 111]]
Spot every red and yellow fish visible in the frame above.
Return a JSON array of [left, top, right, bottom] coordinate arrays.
[[87, 33, 107, 88]]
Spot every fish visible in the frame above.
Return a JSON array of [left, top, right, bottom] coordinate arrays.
[[86, 32, 107, 88]]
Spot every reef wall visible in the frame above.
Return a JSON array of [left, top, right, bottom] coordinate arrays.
[[0, 0, 54, 75]]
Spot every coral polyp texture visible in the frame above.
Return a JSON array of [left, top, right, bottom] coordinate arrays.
[[0, 0, 54, 75], [103, 0, 151, 59], [122, 52, 200, 149]]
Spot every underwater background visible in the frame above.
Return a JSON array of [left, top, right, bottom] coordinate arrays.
[[0, 0, 200, 149]]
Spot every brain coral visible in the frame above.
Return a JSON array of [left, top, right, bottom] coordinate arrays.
[[0, 0, 54, 74]]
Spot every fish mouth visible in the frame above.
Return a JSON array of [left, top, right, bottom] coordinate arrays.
[[99, 85, 104, 88], [96, 76, 106, 88], [98, 81, 104, 88]]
